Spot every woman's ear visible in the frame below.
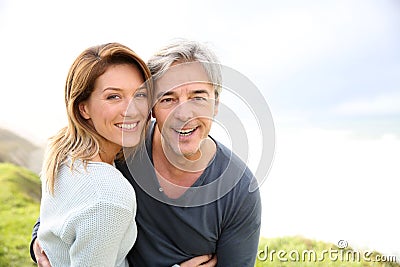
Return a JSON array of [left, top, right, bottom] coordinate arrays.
[[79, 102, 91, 119]]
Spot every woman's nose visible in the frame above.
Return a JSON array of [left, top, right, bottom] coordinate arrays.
[[124, 99, 138, 117]]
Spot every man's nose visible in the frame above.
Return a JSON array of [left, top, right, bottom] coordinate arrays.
[[173, 101, 194, 122]]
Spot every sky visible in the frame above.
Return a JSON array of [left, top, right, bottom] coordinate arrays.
[[1, 0, 399, 259]]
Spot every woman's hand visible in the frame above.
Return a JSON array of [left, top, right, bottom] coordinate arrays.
[[179, 254, 217, 267], [32, 239, 51, 267]]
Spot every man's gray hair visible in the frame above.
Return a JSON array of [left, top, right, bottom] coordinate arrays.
[[147, 39, 222, 98]]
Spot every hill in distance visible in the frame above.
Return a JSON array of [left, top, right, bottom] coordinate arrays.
[[0, 128, 44, 174]]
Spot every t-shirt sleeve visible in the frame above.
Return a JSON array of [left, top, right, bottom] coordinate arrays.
[[61, 202, 135, 267], [30, 217, 41, 262], [216, 184, 262, 267]]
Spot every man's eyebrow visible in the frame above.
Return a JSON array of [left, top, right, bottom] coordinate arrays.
[[191, 89, 210, 95], [156, 90, 174, 99]]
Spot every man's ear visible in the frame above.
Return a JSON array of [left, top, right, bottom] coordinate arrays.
[[213, 97, 219, 116], [79, 102, 91, 119]]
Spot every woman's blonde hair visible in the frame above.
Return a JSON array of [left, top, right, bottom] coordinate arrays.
[[42, 42, 152, 194]]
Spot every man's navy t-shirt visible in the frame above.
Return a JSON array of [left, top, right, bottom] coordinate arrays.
[[117, 122, 262, 266]]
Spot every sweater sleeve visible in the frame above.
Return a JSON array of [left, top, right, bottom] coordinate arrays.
[[61, 201, 136, 267]]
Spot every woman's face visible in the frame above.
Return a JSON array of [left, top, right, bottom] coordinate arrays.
[[79, 63, 148, 155]]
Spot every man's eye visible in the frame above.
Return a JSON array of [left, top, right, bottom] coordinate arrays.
[[193, 96, 207, 101], [160, 98, 173, 103]]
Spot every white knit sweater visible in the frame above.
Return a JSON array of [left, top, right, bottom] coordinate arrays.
[[38, 158, 137, 267]]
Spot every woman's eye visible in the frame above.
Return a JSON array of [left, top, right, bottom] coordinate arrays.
[[107, 94, 120, 100], [135, 92, 148, 98]]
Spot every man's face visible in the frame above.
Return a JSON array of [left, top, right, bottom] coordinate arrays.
[[152, 62, 219, 160]]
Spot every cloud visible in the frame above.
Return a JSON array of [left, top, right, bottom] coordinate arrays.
[[1, 0, 400, 141], [261, 126, 400, 256], [211, 0, 400, 80], [333, 93, 400, 116]]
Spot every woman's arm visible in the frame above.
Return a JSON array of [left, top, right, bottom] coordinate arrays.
[[65, 202, 135, 266]]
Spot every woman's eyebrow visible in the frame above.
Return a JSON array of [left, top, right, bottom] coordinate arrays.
[[102, 87, 123, 93]]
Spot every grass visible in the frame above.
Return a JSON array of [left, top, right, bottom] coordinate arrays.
[[0, 163, 40, 266]]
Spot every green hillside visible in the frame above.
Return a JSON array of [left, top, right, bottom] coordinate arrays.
[[0, 163, 40, 266]]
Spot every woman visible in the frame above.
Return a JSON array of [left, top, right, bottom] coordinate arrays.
[[37, 42, 151, 266], [35, 42, 217, 267]]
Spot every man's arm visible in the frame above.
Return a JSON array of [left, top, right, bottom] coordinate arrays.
[[30, 217, 40, 263], [216, 185, 262, 266]]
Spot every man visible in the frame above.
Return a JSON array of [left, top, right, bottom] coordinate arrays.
[[31, 39, 261, 266]]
